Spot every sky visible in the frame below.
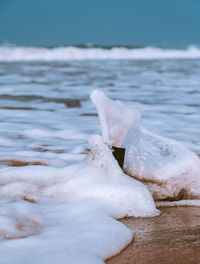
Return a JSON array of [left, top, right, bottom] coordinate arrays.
[[0, 0, 200, 47]]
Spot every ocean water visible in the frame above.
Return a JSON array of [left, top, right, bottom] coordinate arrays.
[[0, 46, 200, 168], [0, 46, 200, 263]]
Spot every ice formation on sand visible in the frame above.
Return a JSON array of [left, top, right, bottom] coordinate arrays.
[[0, 133, 158, 263], [91, 90, 200, 201]]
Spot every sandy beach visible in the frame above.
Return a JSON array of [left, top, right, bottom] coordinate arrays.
[[107, 207, 200, 264]]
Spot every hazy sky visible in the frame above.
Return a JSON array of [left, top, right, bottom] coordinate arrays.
[[0, 0, 200, 47]]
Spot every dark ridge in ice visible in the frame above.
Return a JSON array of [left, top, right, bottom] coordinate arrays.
[[0, 159, 48, 167], [0, 94, 83, 108]]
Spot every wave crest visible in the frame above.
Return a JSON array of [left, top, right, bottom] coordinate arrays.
[[1, 45, 200, 61]]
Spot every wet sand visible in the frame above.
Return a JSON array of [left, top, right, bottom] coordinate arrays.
[[0, 159, 48, 167], [107, 207, 200, 264]]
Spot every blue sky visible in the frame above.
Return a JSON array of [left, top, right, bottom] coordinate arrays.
[[0, 0, 200, 47]]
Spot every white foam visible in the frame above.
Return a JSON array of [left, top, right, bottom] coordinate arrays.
[[0, 135, 158, 217], [0, 137, 19, 147], [0, 133, 158, 263], [23, 128, 88, 140], [91, 90, 200, 201], [1, 45, 200, 61], [0, 200, 132, 264], [156, 200, 200, 207]]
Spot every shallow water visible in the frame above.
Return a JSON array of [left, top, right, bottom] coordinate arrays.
[[0, 59, 200, 168]]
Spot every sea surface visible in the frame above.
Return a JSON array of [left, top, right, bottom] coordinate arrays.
[[0, 46, 200, 168]]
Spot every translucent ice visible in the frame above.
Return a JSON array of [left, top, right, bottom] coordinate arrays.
[[91, 90, 200, 200]]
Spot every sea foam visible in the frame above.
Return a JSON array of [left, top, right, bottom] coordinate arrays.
[[1, 89, 199, 263], [0, 132, 158, 263], [1, 45, 200, 61], [91, 90, 200, 201]]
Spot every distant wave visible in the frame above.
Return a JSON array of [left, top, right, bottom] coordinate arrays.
[[1, 45, 200, 61]]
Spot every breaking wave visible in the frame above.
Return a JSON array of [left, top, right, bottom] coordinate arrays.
[[1, 45, 200, 61]]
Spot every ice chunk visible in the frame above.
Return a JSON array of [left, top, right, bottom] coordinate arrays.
[[91, 90, 200, 200]]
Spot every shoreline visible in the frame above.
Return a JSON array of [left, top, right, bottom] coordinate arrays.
[[107, 207, 200, 264]]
